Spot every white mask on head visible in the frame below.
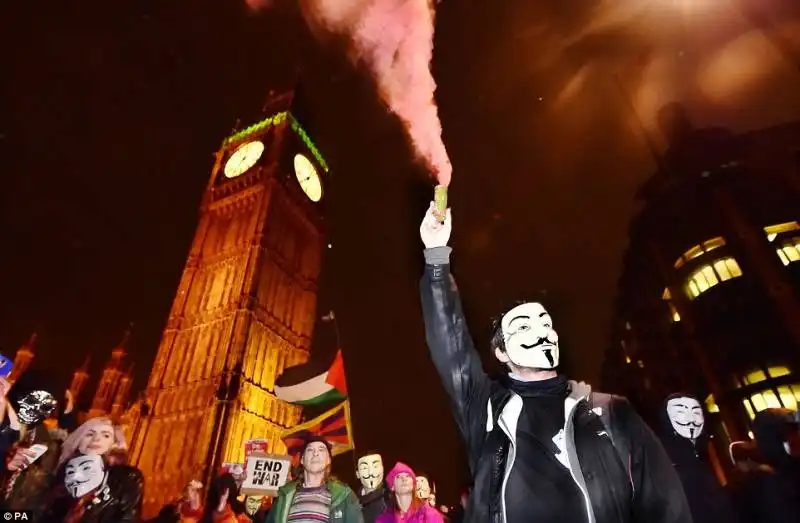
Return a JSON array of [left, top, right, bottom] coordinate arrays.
[[415, 476, 431, 501], [64, 454, 106, 499], [497, 302, 559, 369], [666, 396, 705, 440], [356, 454, 384, 493]]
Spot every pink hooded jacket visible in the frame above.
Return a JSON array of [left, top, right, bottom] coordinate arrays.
[[376, 463, 444, 523]]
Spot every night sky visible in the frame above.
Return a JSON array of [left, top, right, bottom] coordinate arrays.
[[3, 0, 800, 503]]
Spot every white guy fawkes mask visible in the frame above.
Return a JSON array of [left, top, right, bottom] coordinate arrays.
[[666, 396, 705, 440], [64, 454, 106, 499], [416, 476, 431, 501], [497, 302, 559, 369], [356, 454, 384, 493]]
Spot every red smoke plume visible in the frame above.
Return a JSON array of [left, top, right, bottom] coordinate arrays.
[[253, 0, 452, 186]]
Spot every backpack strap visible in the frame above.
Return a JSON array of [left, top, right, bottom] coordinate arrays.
[[591, 393, 634, 492]]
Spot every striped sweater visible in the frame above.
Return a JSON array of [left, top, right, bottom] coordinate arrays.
[[287, 486, 332, 523]]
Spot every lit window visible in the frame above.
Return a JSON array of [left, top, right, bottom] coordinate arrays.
[[750, 393, 767, 412], [778, 386, 797, 410], [768, 366, 791, 378], [764, 221, 800, 242], [669, 304, 681, 322], [705, 394, 720, 413], [776, 238, 800, 265], [725, 258, 743, 277], [743, 400, 755, 420], [684, 257, 743, 299], [743, 370, 767, 385], [764, 390, 782, 409], [674, 237, 726, 267]]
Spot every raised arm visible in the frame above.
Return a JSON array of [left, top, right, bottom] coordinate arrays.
[[419, 203, 492, 465]]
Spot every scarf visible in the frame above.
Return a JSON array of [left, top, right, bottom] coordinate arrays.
[[505, 374, 569, 398]]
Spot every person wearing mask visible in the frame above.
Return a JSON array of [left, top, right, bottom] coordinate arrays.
[[418, 201, 691, 523], [659, 393, 738, 523], [41, 452, 143, 522], [264, 436, 362, 523], [375, 463, 443, 523], [1, 371, 60, 520], [356, 453, 388, 523]]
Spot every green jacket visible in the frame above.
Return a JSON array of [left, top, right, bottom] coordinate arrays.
[[264, 479, 364, 523]]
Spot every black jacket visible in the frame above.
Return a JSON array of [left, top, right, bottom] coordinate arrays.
[[419, 247, 692, 523], [41, 464, 144, 523], [359, 486, 389, 523], [657, 396, 737, 523]]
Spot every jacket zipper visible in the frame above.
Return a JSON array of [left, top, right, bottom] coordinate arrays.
[[498, 428, 516, 523]]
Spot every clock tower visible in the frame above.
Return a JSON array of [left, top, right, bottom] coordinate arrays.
[[130, 91, 328, 515]]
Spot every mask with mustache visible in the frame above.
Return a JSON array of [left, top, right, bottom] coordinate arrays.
[[64, 454, 106, 499], [498, 302, 560, 369], [356, 454, 384, 492], [666, 396, 705, 440]]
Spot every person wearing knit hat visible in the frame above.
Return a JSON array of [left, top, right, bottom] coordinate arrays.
[[376, 463, 443, 523], [260, 436, 362, 523]]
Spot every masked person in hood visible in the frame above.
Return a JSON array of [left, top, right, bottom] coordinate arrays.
[[418, 202, 691, 523], [356, 453, 389, 523], [659, 393, 738, 523]]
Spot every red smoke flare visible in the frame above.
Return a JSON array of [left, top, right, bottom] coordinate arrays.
[[253, 0, 452, 186]]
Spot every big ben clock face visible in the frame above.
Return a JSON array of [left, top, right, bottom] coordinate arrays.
[[294, 153, 323, 202], [224, 141, 264, 179]]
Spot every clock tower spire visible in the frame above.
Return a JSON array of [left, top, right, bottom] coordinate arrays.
[[131, 87, 329, 516]]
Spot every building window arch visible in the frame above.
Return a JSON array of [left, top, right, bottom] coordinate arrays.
[[674, 237, 726, 269], [708, 366, 799, 421], [684, 257, 743, 299]]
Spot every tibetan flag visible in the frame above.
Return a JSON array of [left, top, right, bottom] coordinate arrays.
[[281, 400, 354, 464], [275, 350, 348, 406]]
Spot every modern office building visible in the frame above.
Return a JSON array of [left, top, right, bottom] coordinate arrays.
[[601, 105, 800, 476]]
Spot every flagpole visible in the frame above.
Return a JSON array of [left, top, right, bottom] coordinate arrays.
[[322, 310, 342, 348], [321, 311, 358, 475]]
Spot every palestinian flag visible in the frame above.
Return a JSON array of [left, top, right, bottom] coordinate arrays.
[[282, 400, 355, 465], [275, 350, 348, 406]]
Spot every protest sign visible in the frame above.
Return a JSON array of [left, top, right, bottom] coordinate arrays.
[[240, 452, 291, 497]]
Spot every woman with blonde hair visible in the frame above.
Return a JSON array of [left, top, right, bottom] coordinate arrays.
[[58, 417, 127, 468]]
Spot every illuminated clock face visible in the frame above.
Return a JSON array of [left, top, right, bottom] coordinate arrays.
[[224, 141, 265, 179], [294, 153, 323, 202]]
